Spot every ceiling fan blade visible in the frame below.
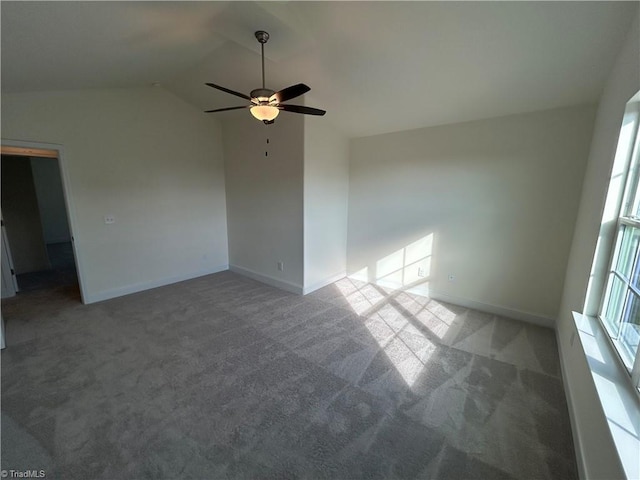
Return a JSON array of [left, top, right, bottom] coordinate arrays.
[[206, 83, 251, 101], [279, 104, 326, 116], [205, 105, 250, 113], [270, 83, 310, 103]]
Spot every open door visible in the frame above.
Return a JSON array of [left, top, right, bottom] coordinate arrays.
[[1, 211, 19, 298], [0, 141, 86, 303]]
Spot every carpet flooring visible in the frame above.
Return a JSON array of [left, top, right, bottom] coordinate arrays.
[[1, 271, 577, 479], [15, 242, 77, 292]]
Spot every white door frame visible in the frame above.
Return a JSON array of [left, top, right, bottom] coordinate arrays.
[[1, 139, 88, 303]]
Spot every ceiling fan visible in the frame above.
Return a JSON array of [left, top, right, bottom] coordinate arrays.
[[205, 30, 326, 124]]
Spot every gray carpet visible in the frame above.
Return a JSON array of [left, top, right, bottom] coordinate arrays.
[[15, 242, 78, 292], [1, 271, 577, 479]]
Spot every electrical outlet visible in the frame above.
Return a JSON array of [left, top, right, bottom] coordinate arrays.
[[104, 215, 115, 225], [277, 261, 284, 272]]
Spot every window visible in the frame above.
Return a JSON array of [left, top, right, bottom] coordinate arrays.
[[599, 96, 640, 389]]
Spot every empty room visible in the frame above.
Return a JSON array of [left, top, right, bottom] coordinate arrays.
[[1, 2, 639, 479]]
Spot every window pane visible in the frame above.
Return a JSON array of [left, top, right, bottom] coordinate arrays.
[[615, 226, 640, 279], [603, 274, 626, 336], [619, 292, 640, 368], [632, 238, 640, 289]]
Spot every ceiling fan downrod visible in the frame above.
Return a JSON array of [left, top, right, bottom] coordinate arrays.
[[255, 30, 269, 90]]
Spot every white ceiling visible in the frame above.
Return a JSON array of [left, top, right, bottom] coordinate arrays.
[[1, 1, 637, 137]]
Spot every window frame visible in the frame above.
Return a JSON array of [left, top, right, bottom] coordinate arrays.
[[598, 101, 640, 390]]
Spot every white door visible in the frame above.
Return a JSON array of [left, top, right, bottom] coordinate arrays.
[[1, 212, 19, 298], [0, 312, 5, 349]]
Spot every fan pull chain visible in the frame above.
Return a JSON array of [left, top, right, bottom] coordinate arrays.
[[265, 137, 270, 157]]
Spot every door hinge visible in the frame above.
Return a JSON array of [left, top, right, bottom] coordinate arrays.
[[10, 269, 15, 276]]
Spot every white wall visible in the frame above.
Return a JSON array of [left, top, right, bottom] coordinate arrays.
[[1, 87, 229, 303], [30, 156, 71, 244], [348, 105, 596, 325], [223, 113, 305, 292], [556, 14, 640, 480], [303, 117, 349, 293]]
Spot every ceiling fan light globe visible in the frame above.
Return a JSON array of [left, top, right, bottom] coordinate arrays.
[[250, 105, 279, 122]]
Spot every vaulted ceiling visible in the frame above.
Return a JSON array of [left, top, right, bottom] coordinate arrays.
[[1, 1, 637, 137]]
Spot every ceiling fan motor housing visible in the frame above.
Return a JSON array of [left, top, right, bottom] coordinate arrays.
[[250, 88, 275, 103]]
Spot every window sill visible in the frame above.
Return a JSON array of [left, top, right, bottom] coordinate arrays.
[[572, 312, 640, 480]]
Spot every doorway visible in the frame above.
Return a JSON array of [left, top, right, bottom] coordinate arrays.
[[0, 142, 85, 302]]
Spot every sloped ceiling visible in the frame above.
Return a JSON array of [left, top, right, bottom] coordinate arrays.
[[1, 1, 637, 137]]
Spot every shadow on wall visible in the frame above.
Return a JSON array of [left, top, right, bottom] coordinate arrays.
[[349, 233, 434, 298]]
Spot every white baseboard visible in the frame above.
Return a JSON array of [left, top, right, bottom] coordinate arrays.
[[303, 271, 347, 295], [84, 264, 229, 304], [348, 270, 368, 283], [344, 274, 553, 328], [429, 290, 555, 328], [373, 278, 431, 297], [229, 264, 303, 294]]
